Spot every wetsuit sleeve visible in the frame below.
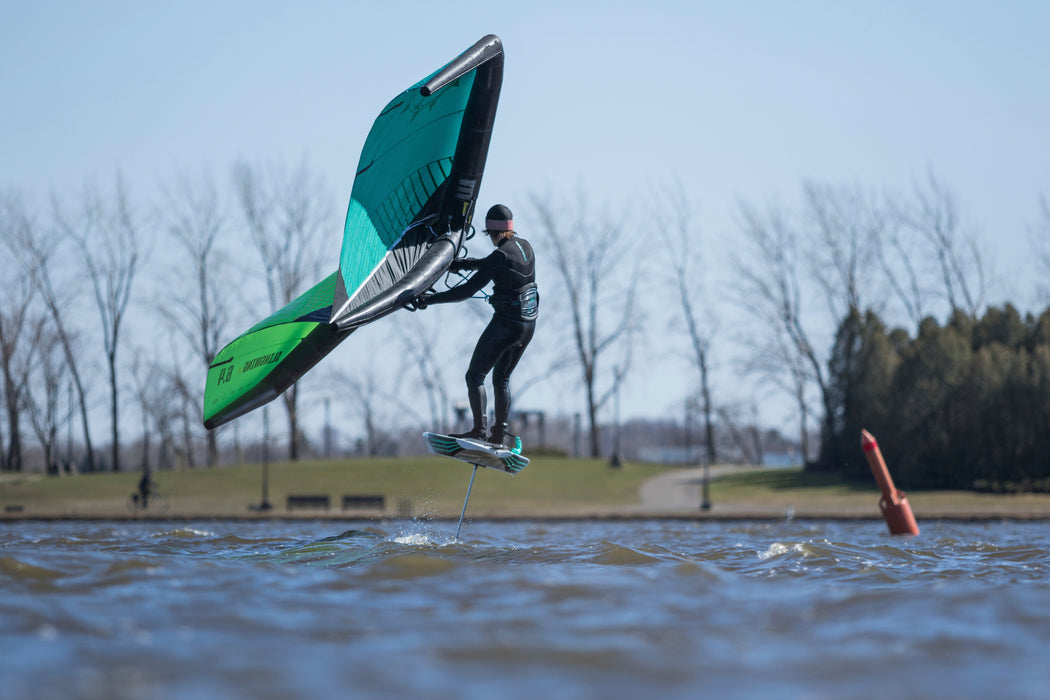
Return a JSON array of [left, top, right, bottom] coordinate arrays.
[[449, 257, 482, 272], [427, 250, 503, 305]]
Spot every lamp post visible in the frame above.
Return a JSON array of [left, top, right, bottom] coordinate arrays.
[[252, 407, 273, 511], [688, 397, 711, 511], [701, 453, 712, 511], [700, 397, 711, 510], [324, 396, 332, 459], [609, 366, 622, 468], [573, 413, 581, 459]]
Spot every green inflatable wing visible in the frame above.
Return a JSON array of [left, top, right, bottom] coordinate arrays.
[[203, 35, 503, 430]]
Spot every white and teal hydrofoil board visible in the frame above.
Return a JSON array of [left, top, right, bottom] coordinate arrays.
[[423, 432, 529, 474]]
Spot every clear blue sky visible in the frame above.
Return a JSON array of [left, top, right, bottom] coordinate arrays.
[[3, 1, 1050, 432], [4, 2, 1048, 263]]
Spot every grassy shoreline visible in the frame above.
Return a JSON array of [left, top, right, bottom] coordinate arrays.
[[3, 458, 1050, 520]]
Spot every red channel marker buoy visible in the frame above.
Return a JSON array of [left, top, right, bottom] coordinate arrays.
[[860, 430, 919, 535]]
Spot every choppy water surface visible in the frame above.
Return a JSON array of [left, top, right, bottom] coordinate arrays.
[[2, 518, 1049, 699]]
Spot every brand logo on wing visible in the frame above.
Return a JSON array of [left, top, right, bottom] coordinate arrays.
[[243, 351, 283, 372]]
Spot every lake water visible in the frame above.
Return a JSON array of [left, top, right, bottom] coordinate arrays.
[[2, 518, 1049, 699]]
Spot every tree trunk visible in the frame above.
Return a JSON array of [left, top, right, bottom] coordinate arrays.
[[586, 372, 600, 458], [700, 352, 716, 464], [3, 393, 20, 472], [109, 350, 120, 471]]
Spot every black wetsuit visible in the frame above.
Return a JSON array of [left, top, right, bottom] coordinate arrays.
[[426, 236, 539, 436]]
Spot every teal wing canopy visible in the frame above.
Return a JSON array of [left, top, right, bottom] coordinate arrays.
[[330, 34, 503, 330], [203, 35, 503, 430]]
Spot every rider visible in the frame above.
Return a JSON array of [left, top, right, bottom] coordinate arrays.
[[416, 204, 538, 448], [137, 470, 155, 506]]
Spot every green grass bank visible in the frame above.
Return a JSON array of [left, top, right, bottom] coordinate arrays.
[[0, 457, 668, 519], [3, 458, 1050, 520]]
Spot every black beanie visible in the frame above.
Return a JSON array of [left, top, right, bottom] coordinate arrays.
[[484, 204, 513, 232]]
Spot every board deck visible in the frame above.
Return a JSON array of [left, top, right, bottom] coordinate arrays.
[[422, 432, 529, 474]]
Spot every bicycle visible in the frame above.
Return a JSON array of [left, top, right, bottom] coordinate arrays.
[[126, 490, 170, 514]]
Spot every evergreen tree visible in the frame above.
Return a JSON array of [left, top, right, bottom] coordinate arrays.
[[819, 304, 1050, 491]]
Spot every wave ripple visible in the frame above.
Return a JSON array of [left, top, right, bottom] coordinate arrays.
[[2, 519, 1049, 699]]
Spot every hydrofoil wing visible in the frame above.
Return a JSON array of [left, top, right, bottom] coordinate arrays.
[[423, 432, 529, 474]]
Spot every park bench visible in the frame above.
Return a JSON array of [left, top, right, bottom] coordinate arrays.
[[286, 494, 330, 511], [342, 494, 385, 511]]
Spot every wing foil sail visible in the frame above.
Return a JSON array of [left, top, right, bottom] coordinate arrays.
[[330, 34, 503, 330], [203, 273, 351, 430], [203, 35, 503, 429]]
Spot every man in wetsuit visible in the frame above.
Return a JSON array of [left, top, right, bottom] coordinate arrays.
[[416, 204, 538, 449]]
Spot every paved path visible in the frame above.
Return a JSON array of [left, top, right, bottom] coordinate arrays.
[[629, 464, 754, 514]]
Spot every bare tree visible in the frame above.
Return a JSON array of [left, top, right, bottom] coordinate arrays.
[[130, 360, 181, 471], [733, 200, 827, 462], [158, 170, 230, 466], [873, 210, 928, 328], [333, 369, 399, 457], [716, 402, 765, 466], [891, 170, 986, 318], [129, 355, 155, 474], [153, 380, 181, 471], [745, 333, 816, 462], [24, 316, 70, 474], [170, 367, 198, 468], [736, 176, 984, 465], [652, 184, 717, 464], [1032, 195, 1050, 303], [394, 315, 452, 432], [5, 191, 96, 471], [0, 206, 36, 472], [0, 305, 33, 472], [803, 181, 894, 463], [55, 174, 144, 473], [232, 159, 331, 460], [803, 181, 884, 320], [531, 190, 641, 457]]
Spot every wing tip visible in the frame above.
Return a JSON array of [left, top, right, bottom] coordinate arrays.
[[420, 34, 503, 97]]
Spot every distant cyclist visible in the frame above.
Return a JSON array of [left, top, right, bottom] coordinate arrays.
[[137, 471, 155, 507]]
